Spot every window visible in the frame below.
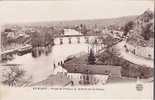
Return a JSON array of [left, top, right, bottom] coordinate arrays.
[[60, 38, 63, 44], [68, 75, 70, 79], [105, 70, 110, 75], [83, 75, 85, 80], [86, 75, 89, 81], [58, 62, 60, 66], [77, 37, 80, 43], [69, 38, 72, 44], [85, 38, 89, 43], [95, 39, 97, 44], [53, 64, 56, 69], [148, 54, 151, 58], [60, 61, 63, 65], [80, 76, 82, 79]]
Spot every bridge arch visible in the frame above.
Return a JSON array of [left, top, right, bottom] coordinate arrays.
[[60, 38, 63, 45], [68, 37, 72, 44], [53, 35, 100, 45], [77, 37, 80, 44]]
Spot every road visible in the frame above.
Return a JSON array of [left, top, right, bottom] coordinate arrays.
[[114, 41, 154, 68]]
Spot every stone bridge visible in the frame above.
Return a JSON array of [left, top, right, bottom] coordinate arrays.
[[53, 35, 99, 45], [52, 35, 105, 71]]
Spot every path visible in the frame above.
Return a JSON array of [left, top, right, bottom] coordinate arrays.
[[114, 41, 154, 68]]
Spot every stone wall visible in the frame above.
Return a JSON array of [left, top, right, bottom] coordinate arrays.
[[125, 43, 154, 60]]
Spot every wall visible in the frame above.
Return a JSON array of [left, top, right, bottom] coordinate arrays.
[[125, 43, 154, 59], [93, 74, 109, 85], [67, 73, 82, 85], [67, 73, 109, 85]]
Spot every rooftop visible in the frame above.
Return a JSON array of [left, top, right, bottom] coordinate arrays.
[[64, 29, 82, 36], [63, 54, 121, 75]]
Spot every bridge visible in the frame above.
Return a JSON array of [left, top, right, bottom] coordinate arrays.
[[1, 44, 32, 55], [0, 35, 103, 62], [1, 45, 31, 54], [0, 44, 32, 61], [54, 35, 100, 45], [0, 29, 104, 61]]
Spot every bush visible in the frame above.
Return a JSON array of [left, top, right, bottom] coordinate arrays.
[[97, 50, 154, 79], [2, 66, 26, 86], [123, 21, 134, 36], [138, 66, 154, 79], [141, 23, 153, 40]]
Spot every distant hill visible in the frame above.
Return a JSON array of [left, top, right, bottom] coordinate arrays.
[[127, 9, 154, 47], [57, 16, 137, 28], [3, 15, 137, 29]]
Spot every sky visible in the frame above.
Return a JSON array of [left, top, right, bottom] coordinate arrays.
[[0, 0, 154, 24]]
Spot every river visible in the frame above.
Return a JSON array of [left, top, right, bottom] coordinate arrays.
[[5, 43, 92, 83]]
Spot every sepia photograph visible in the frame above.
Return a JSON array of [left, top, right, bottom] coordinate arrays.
[[0, 0, 154, 100]]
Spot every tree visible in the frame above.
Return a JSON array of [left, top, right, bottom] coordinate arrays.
[[80, 24, 88, 35], [138, 65, 153, 79], [2, 66, 26, 86], [98, 47, 120, 65], [88, 49, 96, 65], [141, 23, 153, 40], [123, 21, 134, 36], [4, 28, 12, 32]]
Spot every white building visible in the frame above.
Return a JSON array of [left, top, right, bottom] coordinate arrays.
[[53, 29, 98, 45], [125, 43, 154, 60], [64, 29, 82, 36]]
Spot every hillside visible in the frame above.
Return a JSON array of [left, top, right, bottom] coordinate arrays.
[[3, 15, 137, 30], [126, 9, 154, 47], [59, 16, 137, 28]]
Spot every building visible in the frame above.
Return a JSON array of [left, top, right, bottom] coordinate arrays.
[[61, 54, 122, 86], [124, 42, 154, 60], [63, 29, 82, 36], [53, 29, 98, 45], [64, 64, 121, 85]]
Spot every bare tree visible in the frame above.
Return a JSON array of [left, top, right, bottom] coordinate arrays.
[[2, 66, 26, 86]]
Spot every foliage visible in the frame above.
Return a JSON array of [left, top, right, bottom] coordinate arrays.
[[97, 49, 153, 79], [30, 29, 54, 47], [80, 24, 89, 35], [137, 65, 154, 79], [141, 23, 153, 40], [2, 66, 26, 86], [97, 34, 121, 48], [123, 21, 134, 36], [98, 47, 120, 65], [88, 49, 96, 65], [126, 10, 154, 47], [4, 28, 13, 32]]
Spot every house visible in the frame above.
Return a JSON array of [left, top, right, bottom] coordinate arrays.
[[63, 29, 82, 36], [6, 32, 16, 39], [124, 42, 154, 60], [62, 54, 122, 86], [64, 64, 121, 85]]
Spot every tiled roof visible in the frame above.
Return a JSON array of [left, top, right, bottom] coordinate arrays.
[[63, 64, 121, 75], [63, 54, 121, 75]]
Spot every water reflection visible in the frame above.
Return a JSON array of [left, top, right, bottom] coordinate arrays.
[[31, 45, 52, 58], [6, 43, 90, 82]]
